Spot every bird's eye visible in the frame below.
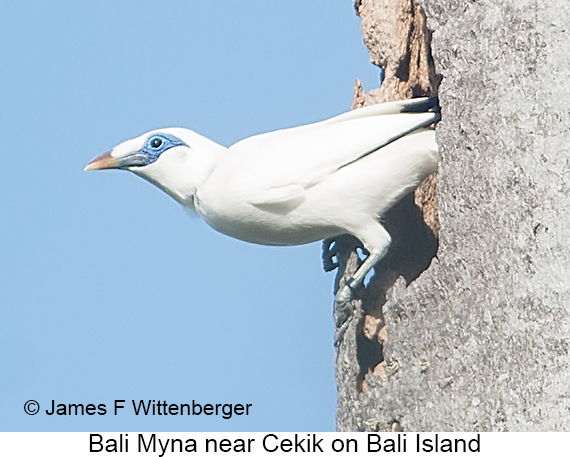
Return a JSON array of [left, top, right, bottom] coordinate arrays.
[[150, 137, 163, 149]]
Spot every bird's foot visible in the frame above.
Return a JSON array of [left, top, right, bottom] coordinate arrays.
[[322, 238, 340, 272], [322, 235, 360, 272], [334, 284, 356, 347], [335, 283, 353, 305]]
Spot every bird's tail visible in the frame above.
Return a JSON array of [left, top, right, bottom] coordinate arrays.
[[326, 97, 440, 125], [399, 97, 439, 114]]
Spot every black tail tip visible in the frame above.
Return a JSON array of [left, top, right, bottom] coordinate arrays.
[[402, 97, 440, 113]]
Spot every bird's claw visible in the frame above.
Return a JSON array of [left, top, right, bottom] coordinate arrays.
[[322, 235, 365, 272], [335, 283, 353, 304], [334, 284, 355, 346], [322, 238, 340, 272]]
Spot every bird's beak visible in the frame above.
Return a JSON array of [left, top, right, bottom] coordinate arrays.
[[84, 151, 120, 171]]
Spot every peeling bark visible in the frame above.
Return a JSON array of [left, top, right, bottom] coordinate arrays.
[[334, 0, 570, 432], [333, 0, 441, 430]]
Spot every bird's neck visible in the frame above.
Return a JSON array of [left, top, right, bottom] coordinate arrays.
[[133, 130, 227, 211]]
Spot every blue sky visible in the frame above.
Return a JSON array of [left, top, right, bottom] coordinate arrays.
[[0, 1, 379, 431]]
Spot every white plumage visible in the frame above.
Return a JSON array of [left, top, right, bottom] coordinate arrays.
[[86, 97, 439, 334]]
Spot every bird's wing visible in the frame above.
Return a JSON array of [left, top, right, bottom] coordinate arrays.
[[225, 100, 438, 208]]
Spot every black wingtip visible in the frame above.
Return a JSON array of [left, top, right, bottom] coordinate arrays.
[[401, 97, 440, 114]]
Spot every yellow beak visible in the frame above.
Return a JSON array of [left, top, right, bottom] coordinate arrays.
[[84, 151, 120, 171]]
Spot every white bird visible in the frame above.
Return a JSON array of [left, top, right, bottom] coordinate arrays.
[[86, 97, 439, 340]]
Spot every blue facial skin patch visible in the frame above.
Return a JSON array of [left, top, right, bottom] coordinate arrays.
[[140, 133, 188, 164], [116, 133, 188, 169]]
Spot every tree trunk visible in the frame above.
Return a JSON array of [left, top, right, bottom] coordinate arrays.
[[334, 0, 570, 431]]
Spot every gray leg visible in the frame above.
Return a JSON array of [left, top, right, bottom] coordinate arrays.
[[334, 223, 391, 345]]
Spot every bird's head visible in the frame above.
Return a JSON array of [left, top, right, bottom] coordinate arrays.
[[85, 129, 189, 171], [85, 128, 225, 208]]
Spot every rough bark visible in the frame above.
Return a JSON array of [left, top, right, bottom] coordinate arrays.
[[334, 0, 570, 431]]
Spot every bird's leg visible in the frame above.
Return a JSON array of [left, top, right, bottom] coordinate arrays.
[[334, 224, 391, 345], [340, 248, 387, 297], [334, 250, 387, 344]]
